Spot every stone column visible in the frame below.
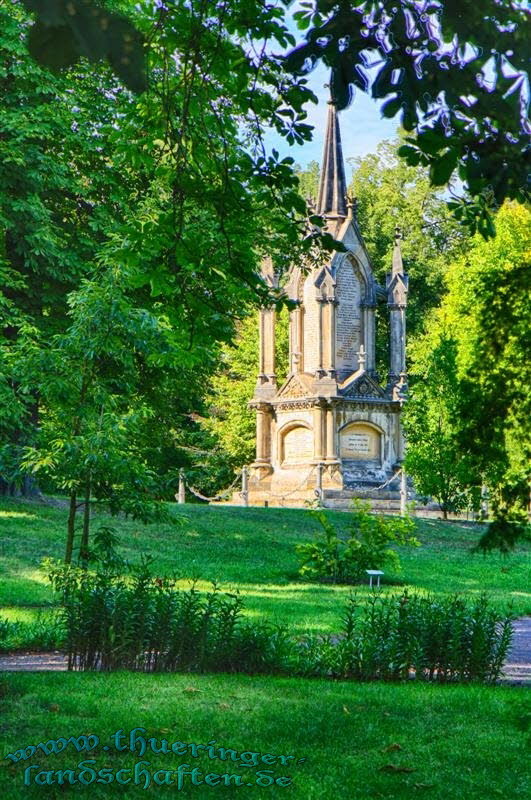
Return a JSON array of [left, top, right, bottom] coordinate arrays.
[[254, 403, 272, 464], [386, 230, 408, 384], [327, 299, 337, 377], [312, 400, 325, 462], [325, 404, 338, 462], [363, 302, 377, 374], [297, 305, 304, 372], [389, 303, 406, 380], [316, 298, 325, 376], [290, 303, 303, 374], [259, 307, 276, 383]]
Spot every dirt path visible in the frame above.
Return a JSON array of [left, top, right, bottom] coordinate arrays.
[[1, 618, 530, 684]]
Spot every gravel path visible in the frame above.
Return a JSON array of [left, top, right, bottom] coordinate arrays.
[[1, 618, 530, 684], [498, 616, 531, 685]]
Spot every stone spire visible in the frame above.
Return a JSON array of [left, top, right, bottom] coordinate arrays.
[[387, 225, 408, 383], [316, 89, 348, 219], [391, 226, 404, 276]]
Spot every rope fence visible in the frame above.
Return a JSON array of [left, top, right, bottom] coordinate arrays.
[[352, 468, 403, 494], [175, 465, 409, 514], [174, 470, 242, 504]]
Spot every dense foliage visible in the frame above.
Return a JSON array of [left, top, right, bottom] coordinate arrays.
[[47, 555, 288, 673], [24, 2, 530, 236], [45, 547, 513, 683], [1, 1, 326, 557], [287, 0, 530, 236], [405, 202, 531, 528], [295, 591, 514, 683], [296, 500, 419, 584]]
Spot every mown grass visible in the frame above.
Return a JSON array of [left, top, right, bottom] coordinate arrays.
[[0, 672, 529, 800], [1, 501, 529, 799], [0, 500, 529, 640]]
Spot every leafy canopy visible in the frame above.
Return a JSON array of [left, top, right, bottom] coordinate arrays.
[[286, 1, 530, 237]]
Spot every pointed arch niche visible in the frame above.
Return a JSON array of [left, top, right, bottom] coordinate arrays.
[[339, 421, 382, 463], [334, 255, 365, 380]]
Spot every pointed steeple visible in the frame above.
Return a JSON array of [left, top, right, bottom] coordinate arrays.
[[392, 226, 404, 276], [316, 88, 348, 219]]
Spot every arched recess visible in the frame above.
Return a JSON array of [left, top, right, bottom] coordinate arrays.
[[339, 421, 383, 463], [349, 254, 372, 300], [279, 421, 313, 465]]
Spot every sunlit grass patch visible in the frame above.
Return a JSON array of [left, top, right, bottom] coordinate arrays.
[[0, 511, 37, 520], [0, 498, 529, 638]]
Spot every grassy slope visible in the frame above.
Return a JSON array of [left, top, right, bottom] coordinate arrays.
[[0, 500, 529, 799], [0, 673, 529, 800], [0, 500, 529, 633]]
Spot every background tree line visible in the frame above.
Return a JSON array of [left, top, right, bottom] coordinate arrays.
[[1, 1, 529, 558]]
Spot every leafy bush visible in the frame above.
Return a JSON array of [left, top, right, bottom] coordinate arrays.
[[45, 557, 290, 673], [41, 531, 513, 684], [296, 501, 420, 584], [292, 591, 514, 684]]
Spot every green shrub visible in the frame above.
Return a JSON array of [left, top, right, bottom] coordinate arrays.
[[45, 557, 290, 673], [296, 500, 420, 584], [42, 537, 513, 684], [292, 591, 514, 683]]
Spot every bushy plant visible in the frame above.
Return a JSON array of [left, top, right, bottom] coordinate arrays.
[[41, 531, 513, 684], [45, 556, 290, 673], [296, 501, 419, 584], [292, 591, 514, 684]]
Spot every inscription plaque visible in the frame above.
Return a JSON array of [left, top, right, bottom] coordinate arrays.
[[335, 259, 361, 372], [283, 426, 313, 463], [346, 433, 370, 453], [340, 424, 380, 461]]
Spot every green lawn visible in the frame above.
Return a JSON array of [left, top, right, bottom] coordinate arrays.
[[0, 499, 529, 799], [0, 672, 529, 800], [0, 499, 529, 637]]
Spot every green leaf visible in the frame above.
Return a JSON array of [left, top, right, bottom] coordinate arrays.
[[27, 22, 78, 69], [381, 96, 402, 119], [430, 149, 458, 186]]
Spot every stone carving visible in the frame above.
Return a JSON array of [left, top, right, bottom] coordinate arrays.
[[342, 374, 385, 399], [277, 374, 312, 399]]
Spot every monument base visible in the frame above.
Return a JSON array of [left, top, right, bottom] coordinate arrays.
[[242, 462, 404, 510]]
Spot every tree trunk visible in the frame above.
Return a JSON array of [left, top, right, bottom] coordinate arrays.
[[79, 480, 91, 568], [65, 490, 77, 564]]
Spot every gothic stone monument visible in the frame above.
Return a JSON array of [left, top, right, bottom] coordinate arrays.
[[248, 96, 408, 508]]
